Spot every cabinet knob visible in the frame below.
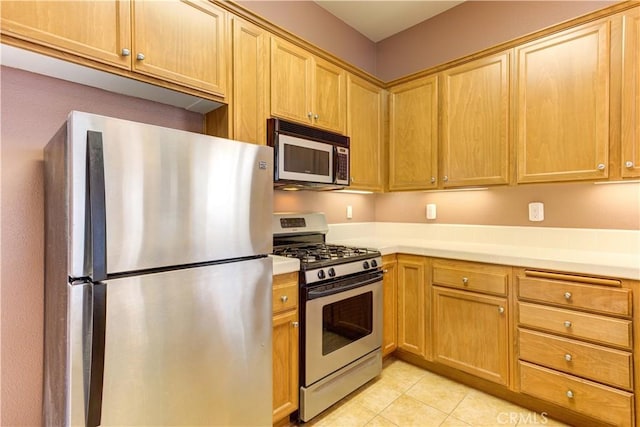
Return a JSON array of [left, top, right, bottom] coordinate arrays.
[[292, 321, 299, 328], [597, 163, 606, 171], [136, 52, 145, 61], [307, 112, 313, 119], [121, 48, 131, 56], [564, 320, 572, 328], [314, 114, 319, 120], [350, 176, 354, 183], [566, 390, 574, 399], [564, 353, 572, 362], [430, 177, 436, 184], [498, 306, 505, 314], [625, 161, 634, 168], [564, 292, 572, 300], [443, 176, 449, 182], [383, 269, 389, 273], [462, 277, 469, 285], [280, 295, 288, 303]]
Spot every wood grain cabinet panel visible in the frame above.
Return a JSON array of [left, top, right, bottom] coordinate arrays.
[[622, 7, 640, 178], [433, 287, 509, 386], [440, 51, 510, 187], [347, 74, 385, 192], [396, 255, 429, 358], [519, 329, 633, 390], [231, 17, 269, 144], [272, 272, 299, 424], [520, 361, 634, 427], [432, 259, 509, 296], [388, 75, 439, 190], [516, 19, 610, 183], [0, 0, 131, 68], [312, 57, 346, 133], [382, 255, 398, 357], [132, 0, 227, 97]]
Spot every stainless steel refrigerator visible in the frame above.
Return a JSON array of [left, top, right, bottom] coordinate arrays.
[[43, 111, 273, 426]]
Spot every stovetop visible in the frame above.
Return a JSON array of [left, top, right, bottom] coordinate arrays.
[[273, 243, 381, 270]]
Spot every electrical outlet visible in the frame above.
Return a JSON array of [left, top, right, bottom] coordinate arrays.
[[346, 205, 353, 219], [528, 202, 544, 222]]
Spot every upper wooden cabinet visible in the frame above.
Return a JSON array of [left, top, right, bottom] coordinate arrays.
[[388, 75, 439, 191], [270, 37, 346, 134], [347, 74, 385, 192], [1, 0, 228, 98], [230, 17, 269, 144], [1, 0, 131, 69], [622, 7, 640, 178], [441, 52, 511, 187], [132, 0, 227, 97], [515, 19, 610, 183]]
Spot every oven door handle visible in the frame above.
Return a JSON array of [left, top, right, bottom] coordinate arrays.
[[306, 272, 382, 300]]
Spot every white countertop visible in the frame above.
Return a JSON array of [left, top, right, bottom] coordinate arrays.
[[270, 255, 300, 275], [326, 222, 640, 281]]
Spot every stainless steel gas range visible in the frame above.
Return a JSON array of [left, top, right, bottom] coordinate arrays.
[[273, 212, 383, 422]]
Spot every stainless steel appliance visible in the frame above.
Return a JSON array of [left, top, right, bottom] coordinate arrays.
[[267, 118, 350, 190], [273, 212, 382, 422], [43, 111, 273, 427]]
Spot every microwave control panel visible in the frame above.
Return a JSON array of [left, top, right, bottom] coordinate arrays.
[[335, 147, 349, 185]]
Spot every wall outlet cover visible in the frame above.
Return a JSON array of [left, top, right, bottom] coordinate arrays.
[[528, 202, 544, 222]]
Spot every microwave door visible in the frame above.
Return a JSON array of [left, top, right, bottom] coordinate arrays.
[[277, 134, 333, 184]]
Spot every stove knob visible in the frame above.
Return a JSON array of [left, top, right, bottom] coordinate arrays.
[[363, 261, 370, 269], [317, 270, 326, 280], [328, 268, 336, 277], [371, 260, 378, 268]]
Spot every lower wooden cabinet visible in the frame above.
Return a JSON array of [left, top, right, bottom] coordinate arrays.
[[381, 255, 397, 357], [272, 272, 299, 424], [432, 286, 510, 386], [396, 255, 430, 359]]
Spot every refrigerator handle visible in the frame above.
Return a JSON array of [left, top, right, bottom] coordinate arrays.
[[87, 131, 107, 282], [86, 282, 107, 427]]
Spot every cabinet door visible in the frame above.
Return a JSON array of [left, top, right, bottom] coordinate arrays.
[[622, 8, 640, 178], [0, 0, 131, 69], [312, 57, 346, 133], [272, 309, 299, 423], [232, 17, 269, 145], [347, 74, 385, 191], [433, 287, 509, 385], [516, 20, 610, 183], [397, 255, 428, 358], [389, 75, 439, 190], [441, 52, 510, 187], [132, 0, 227, 96], [382, 256, 398, 357], [270, 37, 313, 125]]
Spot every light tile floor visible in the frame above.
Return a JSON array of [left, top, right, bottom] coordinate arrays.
[[302, 358, 570, 427]]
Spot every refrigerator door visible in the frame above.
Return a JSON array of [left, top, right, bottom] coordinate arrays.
[[73, 257, 272, 426], [66, 111, 273, 278]]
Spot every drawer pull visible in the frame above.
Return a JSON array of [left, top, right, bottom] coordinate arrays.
[[292, 321, 299, 328], [462, 277, 469, 285], [564, 320, 572, 328], [566, 390, 574, 399], [564, 292, 572, 300], [280, 295, 288, 303], [498, 306, 505, 314], [564, 353, 572, 362]]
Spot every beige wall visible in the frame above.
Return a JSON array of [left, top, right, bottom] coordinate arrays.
[[0, 66, 203, 426]]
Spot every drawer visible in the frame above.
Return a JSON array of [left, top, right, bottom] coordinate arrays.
[[518, 302, 632, 349], [518, 276, 631, 317], [273, 272, 298, 314], [519, 361, 634, 427], [432, 259, 509, 296], [519, 329, 633, 390]]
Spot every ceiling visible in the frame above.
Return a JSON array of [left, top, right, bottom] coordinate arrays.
[[314, 1, 466, 42]]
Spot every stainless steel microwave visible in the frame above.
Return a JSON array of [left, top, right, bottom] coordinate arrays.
[[267, 118, 349, 190]]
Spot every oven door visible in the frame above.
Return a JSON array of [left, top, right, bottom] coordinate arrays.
[[304, 274, 382, 386], [277, 134, 334, 184]]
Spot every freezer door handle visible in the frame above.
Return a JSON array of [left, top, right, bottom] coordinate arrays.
[[86, 282, 107, 427], [87, 131, 107, 282]]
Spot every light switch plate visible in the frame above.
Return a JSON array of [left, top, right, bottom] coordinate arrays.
[[426, 204, 437, 220]]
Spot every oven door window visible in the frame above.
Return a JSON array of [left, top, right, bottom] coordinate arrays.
[[322, 291, 373, 355]]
